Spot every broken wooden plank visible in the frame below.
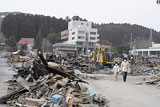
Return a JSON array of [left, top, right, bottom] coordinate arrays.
[[25, 98, 46, 106], [146, 79, 160, 84], [49, 82, 59, 98], [38, 53, 75, 78], [58, 78, 69, 87], [0, 87, 28, 104], [66, 88, 75, 95]]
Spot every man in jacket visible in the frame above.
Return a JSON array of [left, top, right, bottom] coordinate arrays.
[[121, 58, 130, 82]]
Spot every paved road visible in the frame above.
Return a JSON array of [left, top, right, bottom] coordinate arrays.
[[89, 74, 160, 107], [0, 58, 16, 106]]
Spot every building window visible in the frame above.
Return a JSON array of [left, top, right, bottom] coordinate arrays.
[[78, 31, 85, 34], [89, 43, 94, 46], [90, 37, 96, 40], [77, 42, 83, 45], [90, 32, 96, 35], [81, 23, 84, 25], [72, 32, 75, 35], [78, 36, 85, 39], [72, 37, 75, 40]]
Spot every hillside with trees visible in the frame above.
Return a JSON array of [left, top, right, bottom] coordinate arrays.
[[1, 13, 160, 50], [1, 13, 68, 49], [0, 12, 21, 40], [94, 23, 160, 48]]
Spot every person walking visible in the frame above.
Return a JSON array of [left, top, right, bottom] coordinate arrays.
[[121, 58, 130, 82], [112, 62, 120, 81]]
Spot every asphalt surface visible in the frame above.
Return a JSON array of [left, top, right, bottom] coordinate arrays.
[[89, 74, 160, 107], [0, 58, 16, 106]]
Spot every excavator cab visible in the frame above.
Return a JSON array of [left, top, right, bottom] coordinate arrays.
[[105, 52, 115, 67]]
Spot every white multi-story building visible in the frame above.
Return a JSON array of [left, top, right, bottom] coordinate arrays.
[[54, 18, 100, 54], [68, 19, 99, 44], [60, 19, 99, 53]]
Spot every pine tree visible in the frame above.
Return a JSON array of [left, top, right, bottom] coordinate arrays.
[[35, 31, 43, 51]]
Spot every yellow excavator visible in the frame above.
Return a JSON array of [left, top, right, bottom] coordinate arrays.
[[91, 44, 115, 68]]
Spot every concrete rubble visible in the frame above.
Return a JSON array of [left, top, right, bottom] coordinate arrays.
[[130, 62, 160, 87], [0, 52, 109, 107]]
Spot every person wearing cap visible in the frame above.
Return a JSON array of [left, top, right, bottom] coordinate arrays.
[[120, 58, 130, 82], [112, 62, 120, 81]]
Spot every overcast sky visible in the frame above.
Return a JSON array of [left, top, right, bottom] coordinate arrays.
[[0, 0, 160, 31]]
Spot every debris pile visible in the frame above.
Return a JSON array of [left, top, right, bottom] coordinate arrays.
[[0, 53, 109, 107], [63, 55, 91, 73], [131, 62, 160, 75], [145, 74, 160, 85], [131, 62, 160, 87]]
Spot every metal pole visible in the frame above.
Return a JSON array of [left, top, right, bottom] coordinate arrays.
[[86, 31, 88, 54], [43, 38, 45, 52], [86, 32, 88, 54], [130, 33, 133, 50]]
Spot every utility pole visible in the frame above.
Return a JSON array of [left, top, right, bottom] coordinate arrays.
[[42, 38, 46, 53], [86, 29, 89, 54], [133, 38, 137, 63], [130, 33, 133, 50], [149, 29, 153, 43], [86, 32, 88, 54]]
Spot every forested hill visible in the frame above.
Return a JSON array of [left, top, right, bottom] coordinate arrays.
[[1, 13, 68, 43], [0, 12, 21, 42], [94, 23, 160, 47], [1, 13, 160, 48]]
